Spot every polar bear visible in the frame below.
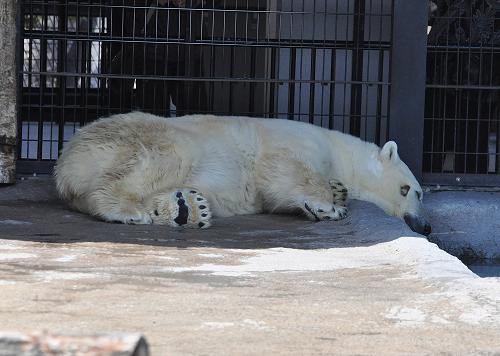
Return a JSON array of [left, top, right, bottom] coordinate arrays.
[[54, 112, 432, 235]]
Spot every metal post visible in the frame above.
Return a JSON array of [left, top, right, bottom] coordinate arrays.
[[0, 0, 18, 183], [389, 0, 428, 181]]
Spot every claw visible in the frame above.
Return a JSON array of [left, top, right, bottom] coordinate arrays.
[[304, 202, 320, 222]]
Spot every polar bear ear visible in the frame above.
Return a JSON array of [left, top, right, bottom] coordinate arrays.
[[380, 141, 398, 162]]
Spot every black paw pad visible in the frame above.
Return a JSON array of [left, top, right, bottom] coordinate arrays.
[[174, 204, 189, 226], [154, 210, 159, 216], [198, 222, 205, 228]]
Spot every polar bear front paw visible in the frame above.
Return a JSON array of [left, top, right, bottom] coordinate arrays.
[[149, 189, 212, 228], [304, 201, 348, 222], [329, 179, 348, 207]]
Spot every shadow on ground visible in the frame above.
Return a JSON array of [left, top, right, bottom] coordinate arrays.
[[0, 178, 421, 250]]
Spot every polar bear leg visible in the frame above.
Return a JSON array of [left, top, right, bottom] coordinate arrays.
[[257, 155, 348, 221], [146, 188, 212, 228], [88, 187, 212, 228], [303, 180, 348, 221]]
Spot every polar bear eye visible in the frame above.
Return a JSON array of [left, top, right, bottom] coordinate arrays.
[[400, 185, 410, 197]]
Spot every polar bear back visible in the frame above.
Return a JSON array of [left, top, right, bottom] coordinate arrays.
[[54, 113, 263, 211]]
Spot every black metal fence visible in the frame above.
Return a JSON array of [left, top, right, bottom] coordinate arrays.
[[423, 0, 500, 186], [18, 0, 398, 174], [21, 1, 500, 186]]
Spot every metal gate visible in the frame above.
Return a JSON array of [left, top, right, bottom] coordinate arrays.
[[17, 0, 426, 177], [423, 0, 500, 186]]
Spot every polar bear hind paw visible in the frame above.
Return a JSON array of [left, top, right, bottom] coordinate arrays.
[[304, 201, 348, 222], [123, 212, 153, 225], [149, 189, 212, 228], [109, 210, 152, 225], [329, 179, 348, 207]]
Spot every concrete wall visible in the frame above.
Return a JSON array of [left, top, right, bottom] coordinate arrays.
[[0, 0, 17, 184]]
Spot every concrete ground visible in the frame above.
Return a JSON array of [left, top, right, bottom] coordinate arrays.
[[1, 178, 500, 355]]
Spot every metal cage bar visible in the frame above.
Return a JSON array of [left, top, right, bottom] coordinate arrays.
[[18, 0, 395, 175], [423, 0, 500, 186]]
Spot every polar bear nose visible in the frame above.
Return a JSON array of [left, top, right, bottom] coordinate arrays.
[[403, 213, 432, 236]]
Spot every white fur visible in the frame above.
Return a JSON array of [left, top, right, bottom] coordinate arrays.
[[54, 112, 425, 225]]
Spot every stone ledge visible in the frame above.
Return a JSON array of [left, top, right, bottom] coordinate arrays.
[[0, 178, 499, 354], [425, 191, 500, 261]]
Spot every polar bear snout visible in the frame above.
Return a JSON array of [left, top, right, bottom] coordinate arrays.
[[404, 213, 432, 236]]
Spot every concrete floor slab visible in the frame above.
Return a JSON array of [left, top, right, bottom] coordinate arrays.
[[0, 178, 499, 355]]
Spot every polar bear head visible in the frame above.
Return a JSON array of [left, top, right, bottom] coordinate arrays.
[[358, 141, 432, 236]]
